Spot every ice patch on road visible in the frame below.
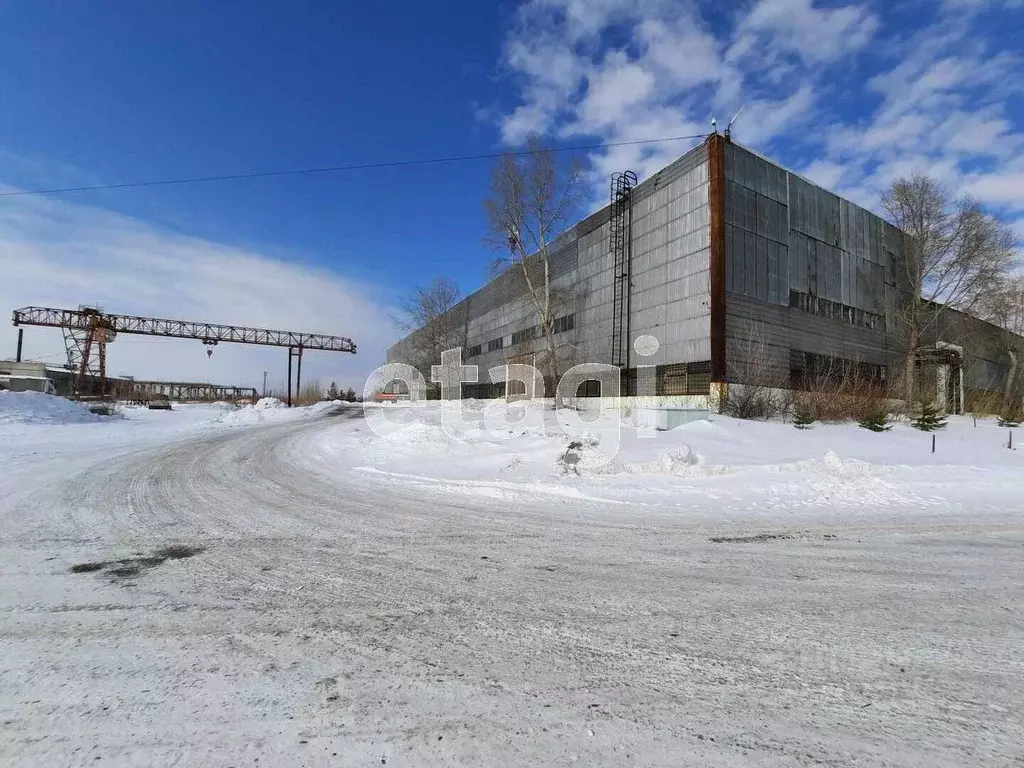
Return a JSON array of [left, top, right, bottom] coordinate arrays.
[[0, 391, 106, 425]]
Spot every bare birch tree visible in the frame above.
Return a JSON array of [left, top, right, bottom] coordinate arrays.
[[880, 174, 1016, 399], [978, 275, 1024, 336], [483, 134, 582, 396], [394, 277, 465, 393], [977, 274, 1024, 402]]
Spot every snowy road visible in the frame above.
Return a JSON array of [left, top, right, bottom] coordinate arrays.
[[2, 407, 1023, 766]]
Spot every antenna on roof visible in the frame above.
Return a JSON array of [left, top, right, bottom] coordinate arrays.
[[725, 106, 745, 141]]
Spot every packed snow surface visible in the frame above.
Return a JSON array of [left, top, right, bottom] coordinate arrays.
[[1, 399, 1022, 766]]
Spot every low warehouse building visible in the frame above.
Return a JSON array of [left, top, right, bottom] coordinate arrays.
[[387, 135, 1023, 412]]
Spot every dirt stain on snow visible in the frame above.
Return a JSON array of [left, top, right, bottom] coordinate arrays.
[[709, 533, 794, 544], [68, 561, 106, 573], [69, 544, 205, 580]]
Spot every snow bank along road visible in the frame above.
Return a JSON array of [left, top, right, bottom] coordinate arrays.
[[2, 406, 1022, 767]]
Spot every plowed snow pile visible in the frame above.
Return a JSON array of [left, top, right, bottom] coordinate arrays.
[[0, 391, 105, 425], [200, 397, 338, 427]]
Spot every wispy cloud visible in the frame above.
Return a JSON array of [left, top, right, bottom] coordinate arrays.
[[0, 189, 401, 392], [496, 0, 1024, 229]]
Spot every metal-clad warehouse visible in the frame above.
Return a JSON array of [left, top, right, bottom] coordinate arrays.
[[387, 135, 1023, 411]]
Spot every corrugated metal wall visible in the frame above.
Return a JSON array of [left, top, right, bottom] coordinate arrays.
[[387, 142, 713, 376], [722, 143, 898, 383], [724, 148, 888, 315], [576, 151, 711, 368], [387, 138, 1024, 404]]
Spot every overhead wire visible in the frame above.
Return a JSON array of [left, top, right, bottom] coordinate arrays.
[[0, 134, 709, 199]]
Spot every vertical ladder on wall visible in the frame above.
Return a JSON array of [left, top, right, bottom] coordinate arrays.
[[609, 171, 637, 368]]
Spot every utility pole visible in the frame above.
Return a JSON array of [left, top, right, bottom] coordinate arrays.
[[262, 371, 268, 398]]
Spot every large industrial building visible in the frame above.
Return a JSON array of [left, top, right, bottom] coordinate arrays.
[[387, 135, 1023, 412]]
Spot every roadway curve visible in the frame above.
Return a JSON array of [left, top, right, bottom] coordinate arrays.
[[2, 409, 1022, 767]]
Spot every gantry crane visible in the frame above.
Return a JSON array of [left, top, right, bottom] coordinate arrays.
[[12, 305, 357, 404]]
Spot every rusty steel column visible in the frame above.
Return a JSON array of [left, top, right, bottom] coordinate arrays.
[[98, 342, 107, 399], [15, 328, 23, 363], [707, 134, 727, 384], [77, 330, 94, 398]]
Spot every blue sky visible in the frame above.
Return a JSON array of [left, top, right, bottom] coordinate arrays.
[[1, 0, 1022, 389], [0, 1, 512, 289]]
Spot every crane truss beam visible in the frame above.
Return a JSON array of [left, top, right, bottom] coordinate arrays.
[[12, 306, 357, 353], [126, 381, 259, 402]]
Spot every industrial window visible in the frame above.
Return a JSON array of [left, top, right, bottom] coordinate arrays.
[[789, 350, 886, 390], [657, 361, 712, 396], [511, 326, 536, 345], [487, 337, 504, 352], [466, 344, 482, 358], [462, 381, 505, 399], [620, 368, 638, 397], [553, 314, 575, 334], [789, 290, 883, 331]]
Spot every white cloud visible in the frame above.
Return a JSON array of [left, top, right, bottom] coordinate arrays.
[[942, 0, 1024, 9], [739, 84, 817, 145], [575, 54, 657, 131], [964, 171, 1024, 209], [809, 11, 1024, 220], [733, 0, 878, 64], [0, 190, 401, 394], [496, 0, 1024, 238], [498, 0, 868, 180], [635, 17, 722, 90], [802, 159, 845, 189]]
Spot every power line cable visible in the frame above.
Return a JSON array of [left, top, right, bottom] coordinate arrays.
[[0, 134, 708, 199]]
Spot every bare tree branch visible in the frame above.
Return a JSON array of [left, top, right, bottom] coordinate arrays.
[[483, 133, 583, 397], [392, 277, 466, 390], [880, 174, 1017, 401]]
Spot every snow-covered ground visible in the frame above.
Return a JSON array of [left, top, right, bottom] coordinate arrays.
[[1, 394, 1022, 766], [0, 391, 339, 452], [321, 399, 1024, 519]]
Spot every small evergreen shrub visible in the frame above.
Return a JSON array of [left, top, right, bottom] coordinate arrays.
[[792, 402, 816, 429], [913, 400, 947, 432], [859, 408, 892, 432]]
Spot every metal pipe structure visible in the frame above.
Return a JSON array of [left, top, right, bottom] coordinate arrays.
[[15, 328, 23, 363]]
